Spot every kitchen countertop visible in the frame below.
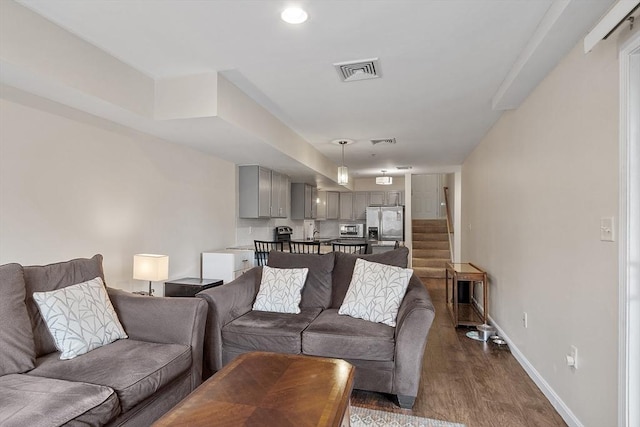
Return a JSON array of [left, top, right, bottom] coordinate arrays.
[[227, 239, 402, 251]]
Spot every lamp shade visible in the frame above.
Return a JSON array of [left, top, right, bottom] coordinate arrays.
[[376, 176, 393, 185], [133, 254, 169, 281], [338, 166, 349, 185]]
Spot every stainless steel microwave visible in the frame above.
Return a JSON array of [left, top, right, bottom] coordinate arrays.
[[339, 223, 365, 238]]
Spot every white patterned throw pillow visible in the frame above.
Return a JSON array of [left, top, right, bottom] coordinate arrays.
[[33, 277, 128, 360], [339, 258, 413, 327], [253, 266, 309, 314]]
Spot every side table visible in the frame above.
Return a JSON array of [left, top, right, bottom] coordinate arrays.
[[445, 263, 488, 327], [164, 277, 223, 297]]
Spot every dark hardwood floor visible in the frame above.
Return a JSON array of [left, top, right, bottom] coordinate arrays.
[[350, 278, 567, 427]]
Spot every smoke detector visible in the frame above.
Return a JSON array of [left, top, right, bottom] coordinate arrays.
[[334, 58, 381, 82], [371, 138, 396, 145]]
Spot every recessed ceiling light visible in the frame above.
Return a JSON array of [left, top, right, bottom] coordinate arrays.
[[281, 7, 308, 24]]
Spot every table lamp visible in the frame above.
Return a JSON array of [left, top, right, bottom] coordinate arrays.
[[133, 254, 169, 296]]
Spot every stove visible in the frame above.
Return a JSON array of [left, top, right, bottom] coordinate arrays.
[[274, 226, 293, 243]]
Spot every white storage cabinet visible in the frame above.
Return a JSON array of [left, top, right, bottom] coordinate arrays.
[[202, 250, 255, 284]]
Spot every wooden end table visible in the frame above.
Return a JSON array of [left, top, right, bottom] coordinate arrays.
[[164, 277, 223, 297], [152, 352, 355, 427], [445, 262, 488, 327]]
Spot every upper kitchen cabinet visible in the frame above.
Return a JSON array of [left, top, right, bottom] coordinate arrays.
[[353, 192, 369, 220], [339, 191, 368, 220], [369, 191, 385, 205], [368, 190, 403, 206], [317, 191, 340, 220], [291, 183, 317, 219], [339, 192, 353, 220], [270, 170, 288, 218], [326, 191, 340, 220], [387, 190, 403, 206], [239, 165, 271, 218]]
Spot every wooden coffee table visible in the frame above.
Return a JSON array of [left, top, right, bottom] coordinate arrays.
[[152, 351, 355, 427]]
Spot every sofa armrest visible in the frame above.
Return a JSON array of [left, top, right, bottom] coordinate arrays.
[[107, 287, 208, 390], [196, 267, 261, 375], [393, 275, 436, 398]]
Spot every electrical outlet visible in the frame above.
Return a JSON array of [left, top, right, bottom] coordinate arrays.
[[566, 345, 578, 369], [522, 312, 528, 328]]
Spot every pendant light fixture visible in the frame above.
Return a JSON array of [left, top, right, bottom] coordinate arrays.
[[376, 170, 393, 185], [337, 140, 349, 185]]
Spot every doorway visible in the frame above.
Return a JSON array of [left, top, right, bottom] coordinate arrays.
[[619, 29, 639, 427], [411, 174, 446, 219]]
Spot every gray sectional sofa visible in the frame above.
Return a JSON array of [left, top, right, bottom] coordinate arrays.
[[0, 255, 207, 427], [197, 247, 435, 408]]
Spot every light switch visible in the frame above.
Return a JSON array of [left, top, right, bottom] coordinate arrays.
[[600, 217, 615, 242]]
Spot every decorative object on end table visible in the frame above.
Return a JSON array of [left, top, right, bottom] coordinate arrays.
[[133, 254, 169, 296]]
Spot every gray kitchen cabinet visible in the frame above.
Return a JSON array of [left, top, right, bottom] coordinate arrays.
[[270, 171, 288, 218], [339, 192, 354, 220], [353, 192, 369, 220], [316, 190, 340, 220], [316, 191, 327, 220], [387, 190, 403, 206], [311, 186, 318, 219], [239, 165, 271, 218], [291, 183, 317, 219], [326, 191, 340, 219], [341, 191, 368, 220], [369, 191, 386, 206]]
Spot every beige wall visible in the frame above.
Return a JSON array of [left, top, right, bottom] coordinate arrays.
[[0, 92, 237, 294], [461, 36, 619, 426], [353, 176, 405, 191]]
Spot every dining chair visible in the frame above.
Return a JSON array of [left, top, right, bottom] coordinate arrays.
[[254, 240, 284, 266], [289, 240, 321, 254], [332, 242, 368, 254]]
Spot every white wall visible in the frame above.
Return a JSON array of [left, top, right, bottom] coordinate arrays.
[[0, 92, 237, 295], [461, 36, 619, 426]]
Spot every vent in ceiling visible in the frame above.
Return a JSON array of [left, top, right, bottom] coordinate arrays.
[[396, 166, 413, 170], [334, 58, 381, 82], [371, 138, 396, 145]]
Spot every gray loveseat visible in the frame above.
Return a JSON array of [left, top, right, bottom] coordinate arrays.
[[197, 247, 435, 408], [0, 255, 207, 427]]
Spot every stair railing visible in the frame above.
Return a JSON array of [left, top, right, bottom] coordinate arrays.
[[443, 187, 454, 262]]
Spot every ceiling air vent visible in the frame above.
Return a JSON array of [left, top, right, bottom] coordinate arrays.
[[334, 58, 381, 82], [370, 138, 396, 145], [396, 166, 413, 170]]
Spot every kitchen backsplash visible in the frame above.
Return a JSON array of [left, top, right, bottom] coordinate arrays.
[[236, 218, 307, 246], [236, 218, 365, 247]]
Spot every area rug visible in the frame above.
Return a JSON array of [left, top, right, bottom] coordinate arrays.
[[350, 405, 466, 427]]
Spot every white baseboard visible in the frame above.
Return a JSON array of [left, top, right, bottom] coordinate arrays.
[[488, 316, 584, 427]]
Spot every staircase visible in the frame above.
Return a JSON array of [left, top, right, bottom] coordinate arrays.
[[412, 219, 450, 279]]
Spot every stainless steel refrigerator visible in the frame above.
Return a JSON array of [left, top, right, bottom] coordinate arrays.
[[366, 206, 405, 241]]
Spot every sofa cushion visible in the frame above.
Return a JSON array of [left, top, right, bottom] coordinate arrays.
[[0, 373, 120, 427], [33, 277, 128, 360], [302, 309, 395, 361], [339, 258, 413, 327], [253, 266, 309, 314], [222, 307, 322, 354], [331, 247, 409, 308], [23, 254, 105, 356], [27, 339, 191, 412], [0, 263, 35, 375], [267, 251, 335, 309]]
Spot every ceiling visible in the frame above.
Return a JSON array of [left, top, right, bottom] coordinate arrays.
[[6, 0, 615, 186]]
